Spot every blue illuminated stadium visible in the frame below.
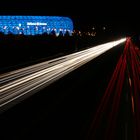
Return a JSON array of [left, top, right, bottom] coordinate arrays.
[[0, 16, 73, 36]]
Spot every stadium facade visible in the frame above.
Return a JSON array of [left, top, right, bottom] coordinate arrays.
[[0, 16, 73, 36]]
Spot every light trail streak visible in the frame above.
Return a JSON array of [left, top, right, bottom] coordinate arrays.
[[131, 95, 135, 114], [87, 38, 140, 140], [0, 38, 126, 112], [0, 38, 126, 85]]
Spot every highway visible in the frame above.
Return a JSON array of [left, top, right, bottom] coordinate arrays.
[[2, 37, 137, 140], [0, 38, 126, 112]]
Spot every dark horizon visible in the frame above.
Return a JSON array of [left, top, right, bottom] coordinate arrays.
[[0, 0, 139, 34]]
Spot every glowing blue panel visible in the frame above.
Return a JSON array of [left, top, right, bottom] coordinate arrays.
[[0, 16, 73, 36]]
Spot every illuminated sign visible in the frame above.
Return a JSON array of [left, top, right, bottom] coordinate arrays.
[[27, 22, 47, 26]]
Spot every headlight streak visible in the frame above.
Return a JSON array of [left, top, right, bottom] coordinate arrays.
[[0, 38, 126, 111]]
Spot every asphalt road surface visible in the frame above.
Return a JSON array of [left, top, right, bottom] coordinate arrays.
[[0, 40, 129, 140]]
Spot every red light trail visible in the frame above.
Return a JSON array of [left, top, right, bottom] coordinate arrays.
[[87, 37, 140, 140]]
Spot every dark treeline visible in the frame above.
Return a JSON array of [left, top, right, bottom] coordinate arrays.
[[0, 32, 123, 73]]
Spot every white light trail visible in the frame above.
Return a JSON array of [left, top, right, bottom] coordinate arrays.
[[0, 38, 126, 111]]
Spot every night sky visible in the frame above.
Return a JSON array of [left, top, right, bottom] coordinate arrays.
[[0, 0, 139, 33]]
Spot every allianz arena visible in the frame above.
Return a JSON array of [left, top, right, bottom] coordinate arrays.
[[0, 16, 73, 36]]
